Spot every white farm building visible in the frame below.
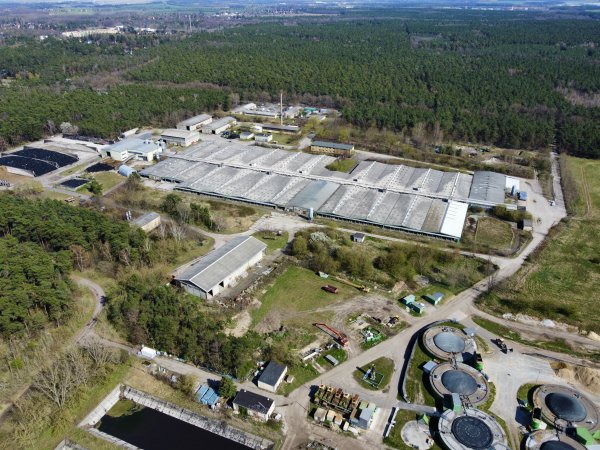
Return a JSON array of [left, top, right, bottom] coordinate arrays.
[[177, 114, 213, 131], [160, 129, 201, 147], [173, 236, 267, 299]]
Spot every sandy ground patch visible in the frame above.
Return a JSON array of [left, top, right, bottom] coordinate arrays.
[[552, 362, 600, 395]]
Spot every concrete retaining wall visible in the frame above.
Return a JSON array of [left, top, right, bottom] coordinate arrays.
[[86, 428, 139, 449], [122, 386, 274, 450], [79, 384, 123, 428]]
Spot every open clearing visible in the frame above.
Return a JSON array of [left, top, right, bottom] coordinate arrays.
[[251, 266, 356, 329], [479, 156, 600, 334]]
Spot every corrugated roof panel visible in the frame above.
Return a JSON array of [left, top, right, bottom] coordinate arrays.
[[176, 236, 267, 292]]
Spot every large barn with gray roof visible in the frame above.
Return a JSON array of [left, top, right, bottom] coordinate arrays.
[[141, 140, 512, 241], [173, 236, 267, 299]]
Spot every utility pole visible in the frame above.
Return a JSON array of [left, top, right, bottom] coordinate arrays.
[[280, 90, 283, 126]]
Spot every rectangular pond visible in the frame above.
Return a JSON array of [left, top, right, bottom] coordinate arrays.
[[98, 400, 250, 450]]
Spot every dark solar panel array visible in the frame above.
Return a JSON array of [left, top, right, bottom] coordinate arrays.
[[15, 148, 78, 167], [60, 178, 89, 189], [86, 162, 114, 173], [0, 156, 57, 177]]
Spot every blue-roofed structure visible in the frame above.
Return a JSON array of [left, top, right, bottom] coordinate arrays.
[[518, 191, 528, 201], [196, 384, 220, 406]]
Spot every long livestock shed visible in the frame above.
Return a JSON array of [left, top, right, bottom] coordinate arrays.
[[173, 236, 267, 299], [141, 141, 508, 240]]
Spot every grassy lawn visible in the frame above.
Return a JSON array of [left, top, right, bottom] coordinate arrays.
[[315, 348, 347, 368], [460, 216, 517, 254], [271, 133, 301, 146], [78, 171, 123, 193], [474, 217, 514, 249], [516, 383, 539, 411], [39, 190, 74, 201], [478, 156, 600, 335], [403, 341, 437, 406], [353, 357, 394, 391], [325, 158, 358, 173], [252, 231, 289, 254], [251, 266, 355, 327], [279, 363, 320, 396]]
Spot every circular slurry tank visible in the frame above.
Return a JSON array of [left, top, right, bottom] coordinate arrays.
[[533, 385, 600, 431], [429, 362, 490, 405], [422, 325, 477, 361], [525, 430, 587, 450], [438, 408, 509, 450]]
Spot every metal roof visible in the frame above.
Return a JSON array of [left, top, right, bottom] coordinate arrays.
[[233, 389, 273, 414], [108, 137, 160, 155], [312, 141, 354, 151], [177, 114, 212, 127], [440, 201, 469, 239], [161, 129, 200, 140], [258, 361, 287, 387], [203, 116, 236, 131], [469, 171, 506, 204], [287, 180, 340, 210], [175, 236, 266, 292], [132, 212, 160, 227]]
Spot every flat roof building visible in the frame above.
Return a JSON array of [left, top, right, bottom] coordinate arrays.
[[255, 133, 273, 143], [202, 117, 237, 135], [311, 141, 354, 156], [232, 389, 275, 421], [177, 114, 213, 131], [160, 129, 201, 147], [173, 236, 267, 299], [257, 361, 288, 393], [132, 212, 161, 233], [102, 137, 162, 162]]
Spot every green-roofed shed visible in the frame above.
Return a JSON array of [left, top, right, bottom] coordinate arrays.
[[401, 294, 416, 306], [424, 292, 444, 305]]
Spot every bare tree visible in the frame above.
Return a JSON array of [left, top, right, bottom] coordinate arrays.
[[32, 349, 89, 408], [83, 341, 115, 368], [169, 222, 185, 243]]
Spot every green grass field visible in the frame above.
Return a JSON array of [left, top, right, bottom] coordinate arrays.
[[279, 363, 319, 395], [478, 156, 600, 334], [325, 158, 358, 173], [403, 341, 437, 406], [78, 171, 123, 193], [353, 357, 394, 391], [315, 347, 347, 368], [460, 216, 516, 254], [251, 266, 355, 327], [252, 231, 289, 254]]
